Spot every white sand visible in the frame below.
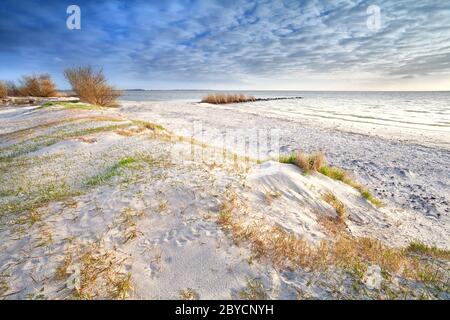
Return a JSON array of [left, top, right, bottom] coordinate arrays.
[[118, 100, 450, 221], [0, 101, 448, 300]]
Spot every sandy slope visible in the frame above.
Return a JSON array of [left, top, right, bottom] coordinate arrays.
[[0, 102, 448, 300], [118, 100, 450, 222]]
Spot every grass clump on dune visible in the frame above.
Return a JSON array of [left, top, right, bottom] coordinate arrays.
[[323, 192, 346, 221], [279, 151, 382, 206], [201, 93, 256, 104], [405, 241, 450, 260], [218, 189, 449, 294], [279, 151, 325, 173]]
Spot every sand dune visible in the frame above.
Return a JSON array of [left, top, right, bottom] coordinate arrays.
[[0, 101, 448, 300]]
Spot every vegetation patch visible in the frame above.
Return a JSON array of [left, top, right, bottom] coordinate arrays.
[[38, 101, 101, 110], [323, 192, 346, 221], [218, 189, 449, 295], [179, 288, 199, 300], [131, 120, 165, 131], [0, 122, 132, 160], [1, 73, 57, 97], [85, 156, 137, 187], [56, 245, 132, 299], [1, 182, 80, 217], [405, 241, 450, 261], [64, 66, 121, 107], [279, 151, 382, 206], [239, 279, 269, 300]]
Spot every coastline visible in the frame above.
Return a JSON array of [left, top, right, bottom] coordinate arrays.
[[0, 99, 448, 299]]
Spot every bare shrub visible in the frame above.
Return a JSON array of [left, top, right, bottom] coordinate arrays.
[[18, 74, 57, 97], [0, 81, 7, 98], [64, 66, 121, 107], [5, 81, 21, 96]]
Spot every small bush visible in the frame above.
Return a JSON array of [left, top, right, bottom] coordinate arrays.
[[279, 151, 325, 173], [0, 81, 7, 98], [18, 74, 57, 97], [201, 93, 256, 104], [405, 241, 450, 260], [64, 66, 121, 107]]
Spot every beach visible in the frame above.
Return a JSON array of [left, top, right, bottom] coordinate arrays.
[[119, 93, 450, 221], [0, 96, 449, 299]]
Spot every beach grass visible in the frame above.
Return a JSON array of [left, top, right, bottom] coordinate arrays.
[[218, 189, 448, 289], [405, 241, 450, 260], [279, 151, 382, 206]]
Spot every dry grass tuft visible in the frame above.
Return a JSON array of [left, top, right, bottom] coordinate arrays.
[[120, 208, 144, 244], [333, 236, 404, 275], [64, 66, 121, 107], [317, 215, 346, 236], [55, 254, 73, 280], [179, 288, 199, 300], [55, 244, 131, 299], [218, 190, 329, 270], [323, 192, 346, 221], [202, 93, 256, 104], [279, 151, 325, 173], [263, 190, 281, 205], [239, 279, 268, 300], [112, 273, 133, 300], [218, 189, 448, 288]]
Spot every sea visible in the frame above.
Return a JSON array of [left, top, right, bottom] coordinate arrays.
[[120, 90, 450, 145]]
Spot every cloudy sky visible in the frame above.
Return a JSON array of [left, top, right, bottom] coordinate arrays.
[[0, 0, 449, 90]]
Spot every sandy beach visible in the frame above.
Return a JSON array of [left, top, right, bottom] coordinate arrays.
[[0, 98, 448, 300], [119, 99, 450, 221]]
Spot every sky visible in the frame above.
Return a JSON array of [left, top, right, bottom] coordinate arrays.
[[0, 0, 449, 90]]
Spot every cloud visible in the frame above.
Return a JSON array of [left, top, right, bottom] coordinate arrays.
[[0, 0, 449, 89]]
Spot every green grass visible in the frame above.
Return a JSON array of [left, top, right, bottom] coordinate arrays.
[[0, 182, 80, 217], [359, 188, 383, 207], [323, 192, 346, 221], [278, 153, 298, 165], [85, 156, 137, 187], [38, 102, 101, 110], [131, 120, 165, 131], [318, 165, 347, 182], [405, 241, 450, 260], [0, 122, 132, 161]]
